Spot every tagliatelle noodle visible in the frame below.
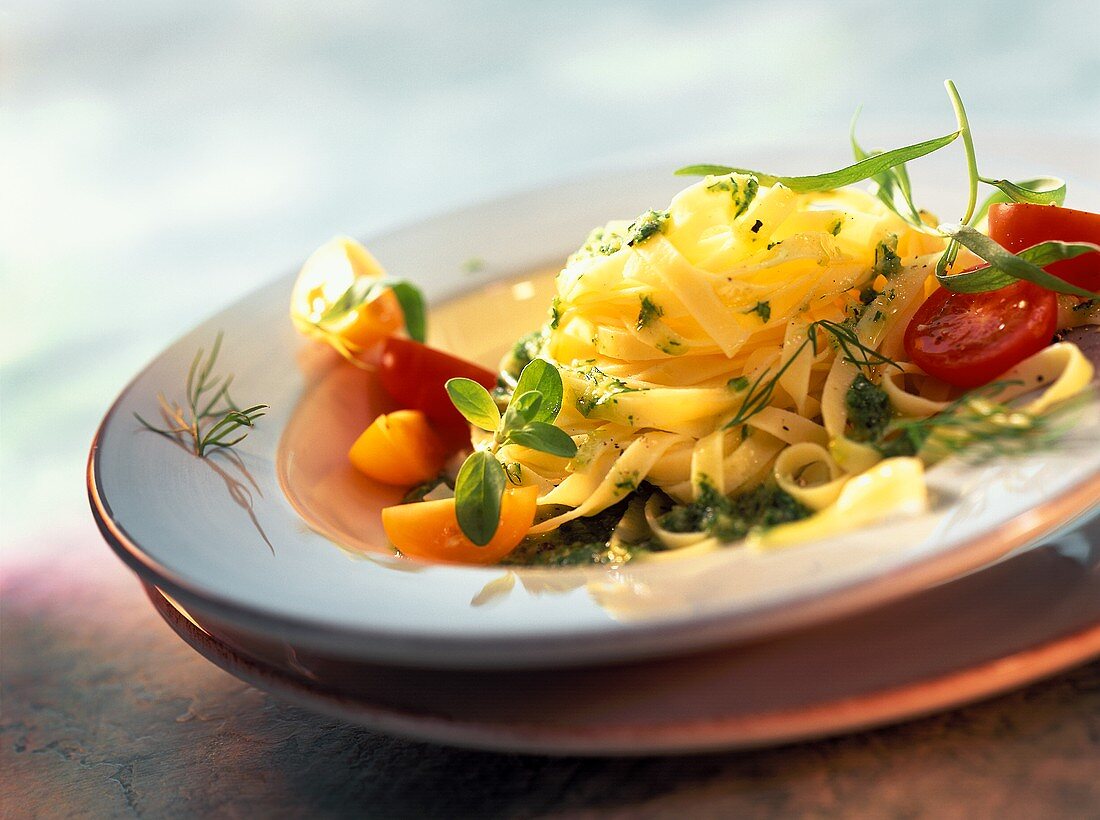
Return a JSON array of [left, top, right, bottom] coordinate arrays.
[[493, 172, 1093, 552]]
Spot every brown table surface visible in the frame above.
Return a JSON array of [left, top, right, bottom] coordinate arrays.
[[4, 530, 1099, 820]]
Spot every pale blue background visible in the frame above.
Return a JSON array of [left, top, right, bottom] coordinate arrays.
[[2, 1, 1099, 549]]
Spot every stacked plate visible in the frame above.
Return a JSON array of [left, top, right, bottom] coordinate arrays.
[[89, 159, 1100, 755]]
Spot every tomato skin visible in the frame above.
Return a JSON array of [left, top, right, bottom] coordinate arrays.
[[348, 410, 446, 487], [904, 280, 1057, 388], [378, 337, 497, 447], [382, 485, 538, 565], [988, 203, 1100, 291]]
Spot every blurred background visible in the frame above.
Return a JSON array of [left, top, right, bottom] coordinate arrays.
[[2, 0, 1099, 555]]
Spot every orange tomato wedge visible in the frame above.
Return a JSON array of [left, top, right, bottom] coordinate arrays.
[[348, 410, 446, 487], [291, 235, 405, 350], [382, 485, 538, 564]]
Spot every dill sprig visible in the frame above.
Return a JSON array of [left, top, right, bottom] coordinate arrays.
[[726, 320, 898, 428], [135, 332, 268, 457], [885, 382, 1089, 462]]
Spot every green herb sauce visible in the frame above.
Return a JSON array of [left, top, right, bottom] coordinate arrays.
[[659, 483, 811, 543]]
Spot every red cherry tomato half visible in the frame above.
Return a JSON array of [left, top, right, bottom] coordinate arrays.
[[904, 280, 1057, 388], [378, 337, 497, 448], [988, 202, 1100, 292]]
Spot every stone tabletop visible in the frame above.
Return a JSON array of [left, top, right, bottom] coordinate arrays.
[[5, 548, 1100, 818], [3, 1, 1099, 817]]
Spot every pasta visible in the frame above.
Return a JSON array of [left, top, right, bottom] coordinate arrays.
[[484, 174, 1096, 561]]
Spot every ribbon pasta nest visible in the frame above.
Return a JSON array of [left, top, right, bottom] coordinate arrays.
[[486, 178, 1094, 564]]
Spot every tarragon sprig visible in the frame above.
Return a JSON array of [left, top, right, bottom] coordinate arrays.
[[679, 80, 1098, 301], [135, 332, 267, 457], [445, 359, 577, 544]]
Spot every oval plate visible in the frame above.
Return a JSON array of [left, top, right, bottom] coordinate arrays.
[[90, 152, 1100, 669]]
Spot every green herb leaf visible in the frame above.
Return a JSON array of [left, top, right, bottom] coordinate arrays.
[[445, 378, 501, 431], [674, 129, 961, 192], [512, 359, 563, 422], [850, 108, 923, 226], [389, 281, 427, 342], [625, 209, 669, 246], [971, 176, 1067, 224], [454, 450, 506, 546], [636, 295, 664, 330], [506, 422, 578, 458], [502, 389, 543, 432], [744, 301, 771, 322], [936, 224, 1100, 298]]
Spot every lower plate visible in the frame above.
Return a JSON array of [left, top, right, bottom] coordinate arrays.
[[149, 507, 1100, 756]]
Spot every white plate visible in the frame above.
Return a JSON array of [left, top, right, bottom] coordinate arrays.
[[147, 507, 1100, 755], [90, 148, 1100, 669]]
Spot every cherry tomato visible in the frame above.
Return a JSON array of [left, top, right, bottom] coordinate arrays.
[[378, 337, 497, 447], [988, 203, 1100, 292], [382, 485, 538, 565], [347, 410, 446, 487], [904, 280, 1057, 388]]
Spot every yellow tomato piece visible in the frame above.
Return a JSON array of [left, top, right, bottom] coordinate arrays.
[[382, 485, 539, 565], [348, 410, 446, 487], [291, 235, 404, 349]]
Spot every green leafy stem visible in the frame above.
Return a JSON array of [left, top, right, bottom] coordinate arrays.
[[135, 332, 267, 457], [445, 359, 578, 545]]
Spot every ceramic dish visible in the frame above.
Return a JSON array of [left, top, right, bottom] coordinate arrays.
[[90, 147, 1100, 670], [146, 505, 1100, 755]]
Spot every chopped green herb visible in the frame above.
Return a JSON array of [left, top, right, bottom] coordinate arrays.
[[502, 498, 645, 567], [659, 482, 811, 543], [636, 295, 664, 330], [873, 235, 901, 279], [728, 376, 750, 391], [830, 218, 844, 236], [501, 329, 547, 383], [549, 296, 562, 330], [744, 301, 771, 323], [625, 210, 669, 247], [845, 374, 892, 442]]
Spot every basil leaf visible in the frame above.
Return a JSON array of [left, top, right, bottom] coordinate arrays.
[[512, 359, 563, 422], [971, 176, 1067, 225], [674, 129, 961, 192], [454, 450, 506, 546], [937, 224, 1100, 298], [506, 422, 578, 458], [389, 281, 427, 342], [445, 378, 500, 431]]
